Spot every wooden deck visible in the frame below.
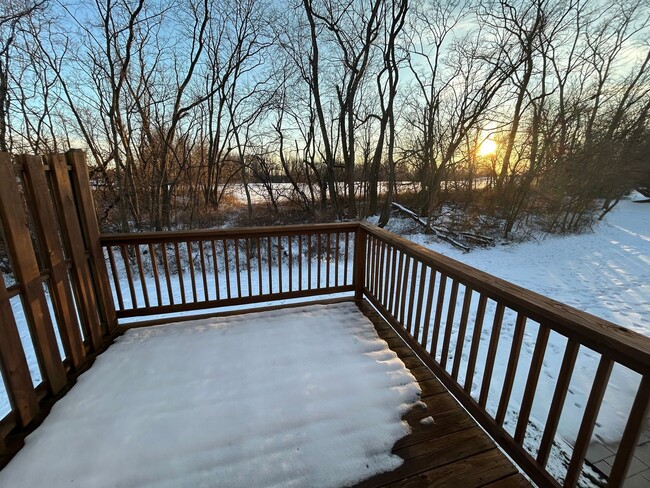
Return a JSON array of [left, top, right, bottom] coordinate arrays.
[[353, 301, 531, 488]]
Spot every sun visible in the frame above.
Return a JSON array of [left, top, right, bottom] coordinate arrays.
[[477, 138, 498, 157]]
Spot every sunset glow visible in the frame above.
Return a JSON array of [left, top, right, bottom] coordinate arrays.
[[478, 138, 498, 157]]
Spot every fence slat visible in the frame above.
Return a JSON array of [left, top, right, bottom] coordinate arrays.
[[66, 150, 117, 334], [21, 154, 86, 368], [0, 154, 67, 394], [0, 273, 39, 426], [49, 153, 104, 350]]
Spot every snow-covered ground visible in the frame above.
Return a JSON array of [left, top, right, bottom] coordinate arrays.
[[0, 303, 420, 488]]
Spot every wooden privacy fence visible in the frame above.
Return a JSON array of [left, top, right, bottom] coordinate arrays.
[[0, 151, 116, 457], [358, 223, 650, 488]]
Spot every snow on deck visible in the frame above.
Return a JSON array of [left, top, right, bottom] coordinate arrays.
[[0, 302, 421, 488]]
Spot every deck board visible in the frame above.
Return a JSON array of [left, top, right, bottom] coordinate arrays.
[[353, 300, 531, 488]]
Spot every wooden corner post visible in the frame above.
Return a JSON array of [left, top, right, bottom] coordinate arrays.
[[353, 224, 366, 300]]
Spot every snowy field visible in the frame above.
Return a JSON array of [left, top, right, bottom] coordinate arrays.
[[0, 303, 420, 488]]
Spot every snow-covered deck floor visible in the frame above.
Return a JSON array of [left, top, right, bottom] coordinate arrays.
[[0, 300, 528, 487]]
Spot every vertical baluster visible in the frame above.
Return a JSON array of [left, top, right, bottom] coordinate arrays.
[[173, 242, 185, 304], [234, 238, 242, 298], [478, 303, 505, 407], [413, 264, 428, 342], [608, 375, 650, 486], [149, 244, 162, 306], [391, 250, 403, 316], [256, 238, 262, 296], [326, 232, 331, 288], [121, 245, 138, 308], [267, 237, 273, 293], [464, 294, 488, 393], [383, 245, 394, 307], [373, 237, 380, 295], [334, 232, 339, 287], [317, 233, 322, 289], [277, 236, 283, 293], [161, 244, 174, 305], [246, 239, 252, 297], [134, 245, 150, 308], [420, 268, 436, 350], [344, 232, 349, 285], [187, 241, 197, 302], [564, 357, 614, 487], [537, 340, 580, 466], [398, 255, 411, 325], [377, 241, 386, 302], [107, 247, 124, 310], [307, 234, 312, 290], [211, 240, 221, 300], [223, 239, 232, 299], [496, 312, 527, 425], [288, 235, 293, 292], [440, 279, 460, 369], [199, 241, 208, 302], [451, 286, 473, 380], [429, 273, 448, 357], [298, 235, 303, 290], [514, 324, 551, 443], [407, 261, 418, 334]]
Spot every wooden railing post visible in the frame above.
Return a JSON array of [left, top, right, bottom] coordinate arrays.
[[354, 225, 366, 300]]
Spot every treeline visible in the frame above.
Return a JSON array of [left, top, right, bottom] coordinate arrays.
[[1, 0, 649, 234]]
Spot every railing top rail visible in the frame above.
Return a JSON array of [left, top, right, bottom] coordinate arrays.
[[100, 222, 360, 245], [361, 222, 650, 375]]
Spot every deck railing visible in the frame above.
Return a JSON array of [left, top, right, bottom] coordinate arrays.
[[358, 223, 650, 488], [0, 151, 648, 487], [100, 224, 358, 322]]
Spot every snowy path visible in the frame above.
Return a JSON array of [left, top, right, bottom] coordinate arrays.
[[0, 303, 420, 488]]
